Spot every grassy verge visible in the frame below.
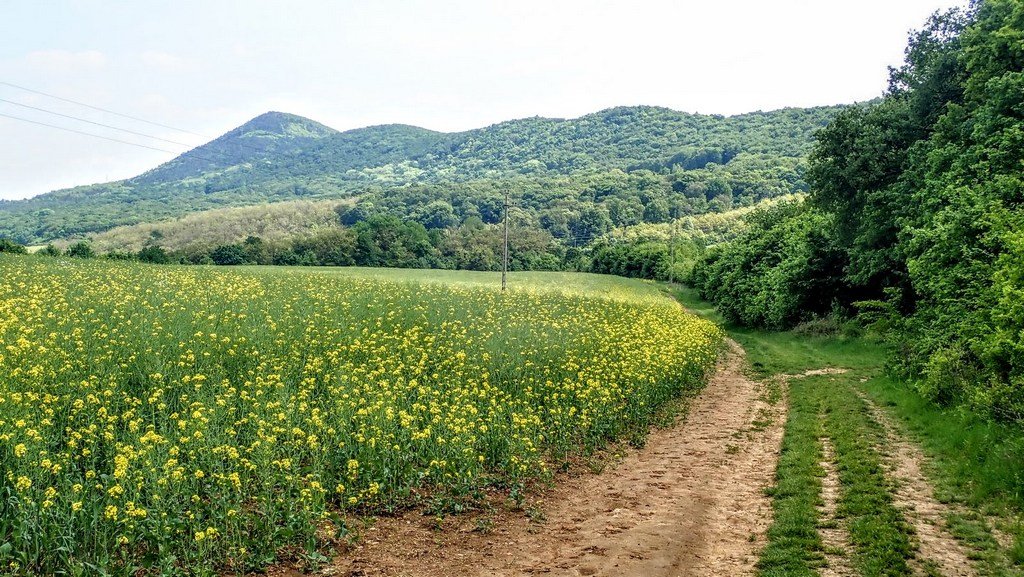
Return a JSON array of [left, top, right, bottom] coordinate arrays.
[[824, 374, 914, 576], [755, 376, 826, 576], [668, 284, 1024, 576], [861, 378, 1024, 575], [668, 286, 883, 377], [755, 369, 914, 577]]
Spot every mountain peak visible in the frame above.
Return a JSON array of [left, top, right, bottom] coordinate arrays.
[[125, 112, 339, 186], [231, 111, 338, 139]]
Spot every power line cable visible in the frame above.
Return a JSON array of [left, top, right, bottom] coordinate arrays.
[[0, 80, 323, 160], [0, 80, 210, 139], [0, 97, 198, 148], [0, 111, 219, 163]]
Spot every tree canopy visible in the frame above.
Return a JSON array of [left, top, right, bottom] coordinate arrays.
[[690, 0, 1024, 421]]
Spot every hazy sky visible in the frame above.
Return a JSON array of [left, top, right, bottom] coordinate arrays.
[[1, 0, 965, 200]]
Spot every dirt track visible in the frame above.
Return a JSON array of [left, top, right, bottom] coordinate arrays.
[[858, 391, 976, 577], [323, 339, 785, 577]]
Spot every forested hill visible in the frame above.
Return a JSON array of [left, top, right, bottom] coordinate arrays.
[[0, 104, 849, 243]]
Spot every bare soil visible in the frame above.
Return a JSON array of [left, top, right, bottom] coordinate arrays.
[[281, 339, 786, 577]]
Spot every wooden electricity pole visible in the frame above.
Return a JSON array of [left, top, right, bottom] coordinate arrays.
[[668, 206, 677, 285], [502, 188, 509, 291]]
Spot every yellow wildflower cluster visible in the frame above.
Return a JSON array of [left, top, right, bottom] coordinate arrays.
[[0, 256, 721, 574]]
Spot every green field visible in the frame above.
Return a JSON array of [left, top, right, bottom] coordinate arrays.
[[255, 265, 670, 299], [0, 256, 721, 576]]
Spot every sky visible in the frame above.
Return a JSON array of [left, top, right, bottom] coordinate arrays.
[[0, 0, 966, 200]]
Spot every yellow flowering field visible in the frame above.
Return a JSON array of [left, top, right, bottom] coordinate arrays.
[[0, 256, 722, 575]]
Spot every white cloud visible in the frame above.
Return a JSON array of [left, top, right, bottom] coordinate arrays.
[[231, 43, 258, 58]]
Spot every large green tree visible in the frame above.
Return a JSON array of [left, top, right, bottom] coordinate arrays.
[[693, 0, 1024, 421]]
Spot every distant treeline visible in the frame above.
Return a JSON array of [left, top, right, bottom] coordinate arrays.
[[79, 158, 807, 255], [2, 214, 710, 281], [4, 190, 774, 280]]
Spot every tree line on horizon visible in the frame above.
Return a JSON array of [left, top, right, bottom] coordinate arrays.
[[0, 208, 715, 283]]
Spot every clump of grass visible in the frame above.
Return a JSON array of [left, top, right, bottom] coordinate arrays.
[[755, 374, 826, 576], [1010, 533, 1024, 566], [792, 316, 842, 337], [944, 511, 1023, 576], [825, 378, 914, 577]]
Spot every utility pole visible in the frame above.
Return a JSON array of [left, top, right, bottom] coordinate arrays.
[[668, 206, 677, 285], [502, 188, 509, 292]]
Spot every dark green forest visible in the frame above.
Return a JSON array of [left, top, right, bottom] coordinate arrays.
[[0, 104, 844, 244], [691, 0, 1024, 422]]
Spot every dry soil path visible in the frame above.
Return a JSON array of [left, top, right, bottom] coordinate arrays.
[[318, 339, 785, 577]]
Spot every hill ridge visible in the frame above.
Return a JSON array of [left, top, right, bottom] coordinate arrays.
[[0, 102, 851, 244]]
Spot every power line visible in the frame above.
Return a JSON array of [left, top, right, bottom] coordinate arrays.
[[0, 80, 310, 161], [0, 97, 198, 148], [0, 111, 187, 155], [0, 80, 210, 139], [0, 111, 219, 164], [502, 188, 509, 292]]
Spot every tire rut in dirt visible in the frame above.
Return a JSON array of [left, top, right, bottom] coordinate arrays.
[[323, 339, 785, 577]]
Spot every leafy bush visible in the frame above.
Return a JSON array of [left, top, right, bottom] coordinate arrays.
[[66, 241, 94, 259], [689, 202, 847, 330], [0, 238, 27, 254], [137, 245, 171, 264], [210, 244, 249, 265]]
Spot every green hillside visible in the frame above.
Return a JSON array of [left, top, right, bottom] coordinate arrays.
[[0, 104, 850, 244]]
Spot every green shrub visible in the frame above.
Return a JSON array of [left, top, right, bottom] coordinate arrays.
[[0, 238, 27, 254], [689, 202, 847, 330], [66, 241, 94, 258]]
